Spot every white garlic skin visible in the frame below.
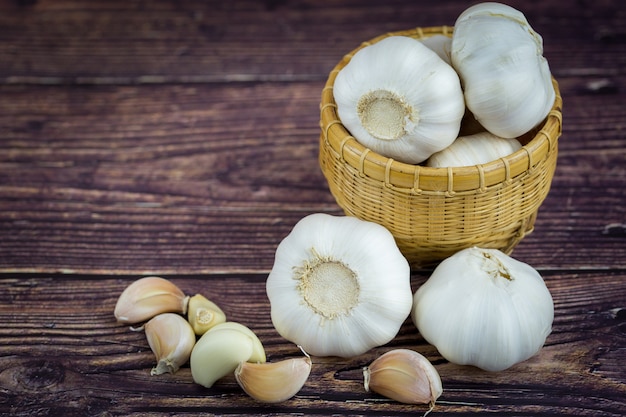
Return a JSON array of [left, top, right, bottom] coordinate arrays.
[[450, 2, 555, 138], [266, 213, 412, 358], [411, 247, 554, 372], [419, 34, 452, 66], [425, 132, 522, 167], [334, 36, 465, 164]]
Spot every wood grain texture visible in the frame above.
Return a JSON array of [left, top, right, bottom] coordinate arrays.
[[0, 0, 624, 415], [0, 0, 622, 84], [0, 80, 624, 273], [0, 272, 624, 416]]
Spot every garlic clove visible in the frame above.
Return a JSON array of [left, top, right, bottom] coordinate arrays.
[[419, 34, 452, 66], [144, 313, 196, 376], [190, 321, 267, 388], [235, 352, 312, 403], [364, 349, 442, 408], [187, 293, 227, 335], [205, 321, 266, 363], [114, 276, 189, 324]]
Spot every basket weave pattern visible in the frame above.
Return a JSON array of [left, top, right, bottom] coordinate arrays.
[[319, 27, 563, 268]]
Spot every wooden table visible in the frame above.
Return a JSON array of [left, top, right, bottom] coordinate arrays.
[[1, 1, 624, 415]]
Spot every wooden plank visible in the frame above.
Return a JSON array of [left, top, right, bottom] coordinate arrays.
[[0, 80, 625, 273], [0, 1, 623, 416], [0, 271, 624, 416], [0, 82, 337, 273], [0, 0, 622, 83]]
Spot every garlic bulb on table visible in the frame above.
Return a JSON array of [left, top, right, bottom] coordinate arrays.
[[266, 213, 413, 358], [333, 36, 465, 164], [425, 132, 522, 167], [411, 247, 554, 372], [450, 2, 555, 138]]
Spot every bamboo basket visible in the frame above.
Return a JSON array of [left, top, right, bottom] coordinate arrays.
[[319, 26, 563, 268]]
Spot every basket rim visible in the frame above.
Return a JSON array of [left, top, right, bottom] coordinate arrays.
[[320, 26, 563, 194]]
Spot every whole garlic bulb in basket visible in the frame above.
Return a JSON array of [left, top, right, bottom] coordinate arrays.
[[450, 2, 555, 138], [334, 36, 465, 164], [425, 132, 522, 168]]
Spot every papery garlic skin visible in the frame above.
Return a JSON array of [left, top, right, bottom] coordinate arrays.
[[451, 2, 555, 138], [235, 353, 312, 403], [411, 247, 554, 372], [334, 36, 465, 164], [266, 213, 412, 358], [425, 132, 522, 167], [114, 276, 189, 324], [144, 313, 196, 375], [364, 349, 442, 406], [420, 34, 452, 66]]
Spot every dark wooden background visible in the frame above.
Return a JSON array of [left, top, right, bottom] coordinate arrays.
[[0, 0, 624, 416]]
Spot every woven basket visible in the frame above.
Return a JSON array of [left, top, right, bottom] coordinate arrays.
[[319, 26, 563, 268]]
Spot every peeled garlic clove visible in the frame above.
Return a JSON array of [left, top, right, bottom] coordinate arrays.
[[190, 321, 266, 388], [114, 276, 189, 324], [205, 321, 266, 363], [144, 313, 196, 375], [364, 349, 442, 408], [187, 294, 227, 335], [235, 353, 312, 403], [425, 132, 522, 168]]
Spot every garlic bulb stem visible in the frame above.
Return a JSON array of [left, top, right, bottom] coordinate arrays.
[[357, 90, 418, 141], [296, 251, 360, 320]]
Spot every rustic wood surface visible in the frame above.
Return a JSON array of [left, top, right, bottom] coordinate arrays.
[[0, 0, 624, 416]]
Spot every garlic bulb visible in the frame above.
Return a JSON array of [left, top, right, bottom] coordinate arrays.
[[420, 34, 452, 66], [425, 132, 522, 167], [411, 247, 554, 372], [450, 2, 555, 138], [334, 36, 465, 164], [266, 213, 412, 358]]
